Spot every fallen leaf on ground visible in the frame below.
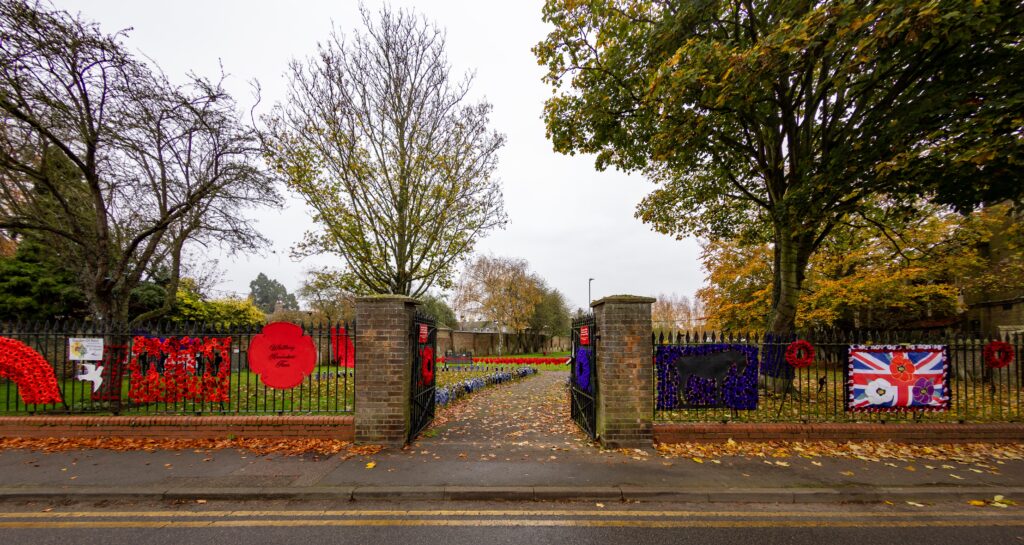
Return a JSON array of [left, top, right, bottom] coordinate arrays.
[[365, 461, 376, 469], [0, 437, 369, 457], [993, 495, 1017, 507], [656, 441, 1024, 464]]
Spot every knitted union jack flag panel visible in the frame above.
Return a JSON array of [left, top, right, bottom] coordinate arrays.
[[848, 345, 949, 412]]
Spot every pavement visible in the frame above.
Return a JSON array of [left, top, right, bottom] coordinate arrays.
[[1, 370, 1023, 504]]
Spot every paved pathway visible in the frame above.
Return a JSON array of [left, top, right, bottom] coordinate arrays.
[[425, 369, 591, 455]]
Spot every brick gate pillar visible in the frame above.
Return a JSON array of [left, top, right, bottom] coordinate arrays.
[[354, 295, 420, 446], [591, 295, 656, 448]]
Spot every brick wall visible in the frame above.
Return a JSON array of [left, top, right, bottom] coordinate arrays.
[[473, 333, 496, 355], [451, 331, 477, 354], [447, 331, 570, 356], [0, 415, 354, 440], [653, 422, 1024, 443], [592, 295, 656, 448], [437, 327, 453, 355], [354, 295, 419, 446]]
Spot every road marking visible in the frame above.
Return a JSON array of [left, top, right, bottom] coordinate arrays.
[[1, 518, 1024, 529], [0, 509, 1016, 519]]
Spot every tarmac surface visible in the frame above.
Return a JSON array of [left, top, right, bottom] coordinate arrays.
[[1, 500, 1024, 545], [0, 370, 1022, 504]]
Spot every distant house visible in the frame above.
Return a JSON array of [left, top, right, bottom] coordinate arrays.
[[967, 296, 1023, 336]]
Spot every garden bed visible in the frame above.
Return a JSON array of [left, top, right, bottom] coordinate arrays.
[[435, 367, 537, 407]]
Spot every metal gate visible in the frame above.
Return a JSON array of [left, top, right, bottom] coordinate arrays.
[[570, 314, 598, 439], [409, 312, 437, 442]]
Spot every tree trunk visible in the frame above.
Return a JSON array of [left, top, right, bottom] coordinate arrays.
[[766, 226, 815, 399], [768, 225, 814, 334]]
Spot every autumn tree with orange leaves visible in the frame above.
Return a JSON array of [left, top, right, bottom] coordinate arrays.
[[698, 203, 1023, 332]]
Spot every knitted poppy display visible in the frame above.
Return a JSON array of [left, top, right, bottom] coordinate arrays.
[[127, 336, 231, 404], [0, 336, 63, 405], [785, 340, 815, 369], [655, 343, 759, 410], [983, 340, 1015, 369]]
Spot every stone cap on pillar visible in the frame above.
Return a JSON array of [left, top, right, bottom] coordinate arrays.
[[355, 294, 422, 306], [590, 294, 656, 308]]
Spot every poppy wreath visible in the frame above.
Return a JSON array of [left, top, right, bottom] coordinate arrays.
[[0, 336, 63, 405], [983, 340, 1015, 369], [785, 339, 815, 369], [128, 336, 231, 403]]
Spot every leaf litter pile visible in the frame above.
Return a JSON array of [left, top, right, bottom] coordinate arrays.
[[0, 437, 384, 458], [657, 439, 1024, 464]]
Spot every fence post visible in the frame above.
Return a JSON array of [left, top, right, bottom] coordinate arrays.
[[591, 295, 656, 448], [354, 295, 421, 446]]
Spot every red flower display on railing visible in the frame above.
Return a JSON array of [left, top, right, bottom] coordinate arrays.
[[0, 336, 63, 405], [420, 346, 435, 386], [127, 336, 231, 404], [784, 340, 815, 369], [888, 352, 917, 384], [984, 340, 1015, 369]]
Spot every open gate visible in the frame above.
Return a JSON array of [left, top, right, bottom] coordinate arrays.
[[570, 314, 597, 439], [409, 312, 437, 442]]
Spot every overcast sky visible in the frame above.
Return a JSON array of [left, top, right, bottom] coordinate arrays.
[[53, 0, 705, 311]]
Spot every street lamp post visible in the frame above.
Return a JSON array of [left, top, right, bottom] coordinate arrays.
[[588, 278, 594, 305]]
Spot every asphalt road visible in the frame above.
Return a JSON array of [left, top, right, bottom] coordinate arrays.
[[1, 499, 1022, 545]]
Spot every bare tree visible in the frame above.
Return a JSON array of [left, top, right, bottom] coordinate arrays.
[[653, 292, 702, 334], [263, 5, 506, 298], [0, 1, 279, 325], [298, 267, 356, 323], [453, 255, 543, 353]]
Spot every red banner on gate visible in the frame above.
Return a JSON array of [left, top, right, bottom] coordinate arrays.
[[580, 326, 590, 346], [418, 323, 429, 344]]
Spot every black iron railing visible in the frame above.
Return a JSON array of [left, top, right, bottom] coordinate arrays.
[[0, 319, 355, 415], [654, 330, 1024, 423], [570, 314, 598, 439], [409, 311, 437, 442]]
